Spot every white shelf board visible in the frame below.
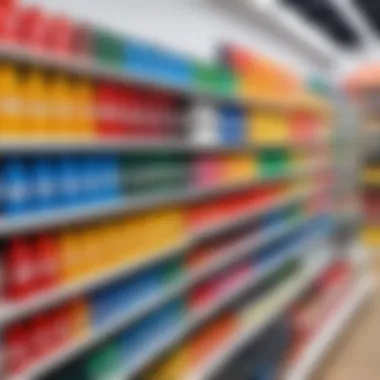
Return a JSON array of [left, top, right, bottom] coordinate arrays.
[[284, 275, 375, 380]]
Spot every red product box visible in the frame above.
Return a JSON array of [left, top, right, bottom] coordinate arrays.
[[16, 5, 48, 51], [0, 4, 19, 43], [4, 323, 31, 374], [4, 238, 37, 301], [28, 314, 54, 361], [96, 82, 120, 138], [71, 22, 93, 59], [121, 86, 142, 139], [44, 15, 73, 56], [50, 306, 72, 349], [33, 234, 60, 292]]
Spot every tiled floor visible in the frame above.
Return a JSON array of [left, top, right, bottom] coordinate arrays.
[[318, 280, 380, 380]]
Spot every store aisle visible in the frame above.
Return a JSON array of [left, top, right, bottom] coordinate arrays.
[[318, 281, 380, 380]]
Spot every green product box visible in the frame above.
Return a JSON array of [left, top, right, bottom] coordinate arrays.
[[162, 257, 185, 286], [122, 154, 190, 197], [194, 62, 236, 95], [86, 343, 123, 380], [92, 28, 124, 67], [258, 149, 290, 177]]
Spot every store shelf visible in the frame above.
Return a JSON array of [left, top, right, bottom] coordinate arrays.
[[0, 45, 329, 112], [0, 139, 330, 155], [110, 232, 331, 380], [0, 197, 311, 327], [284, 275, 374, 380], [10, 226, 330, 380], [0, 164, 322, 237]]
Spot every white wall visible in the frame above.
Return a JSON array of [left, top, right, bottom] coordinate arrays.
[[23, 0, 336, 77]]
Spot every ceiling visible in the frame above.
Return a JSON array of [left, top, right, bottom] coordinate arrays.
[[280, 0, 378, 49], [353, 0, 380, 35]]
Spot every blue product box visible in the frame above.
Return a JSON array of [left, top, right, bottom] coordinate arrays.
[[56, 156, 83, 207], [1, 158, 30, 216], [30, 157, 57, 212]]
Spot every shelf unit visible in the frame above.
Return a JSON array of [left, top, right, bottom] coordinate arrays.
[[0, 27, 367, 380], [0, 188, 316, 327]]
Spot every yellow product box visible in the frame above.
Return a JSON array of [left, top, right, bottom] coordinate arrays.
[[266, 113, 289, 144], [119, 217, 137, 262], [141, 210, 163, 254], [167, 207, 186, 247], [48, 74, 75, 139], [90, 224, 109, 273], [75, 227, 97, 277], [112, 221, 131, 265], [59, 230, 83, 283], [159, 208, 178, 250], [73, 79, 96, 140], [97, 221, 121, 269], [157, 209, 173, 247], [154, 209, 173, 250], [138, 211, 157, 255], [131, 213, 146, 254], [247, 111, 279, 144], [0, 63, 21, 139], [21, 69, 48, 139], [109, 220, 129, 266], [172, 207, 185, 243], [88, 225, 107, 275]]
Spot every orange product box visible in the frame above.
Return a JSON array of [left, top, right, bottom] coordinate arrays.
[[189, 313, 238, 367], [67, 298, 90, 339]]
